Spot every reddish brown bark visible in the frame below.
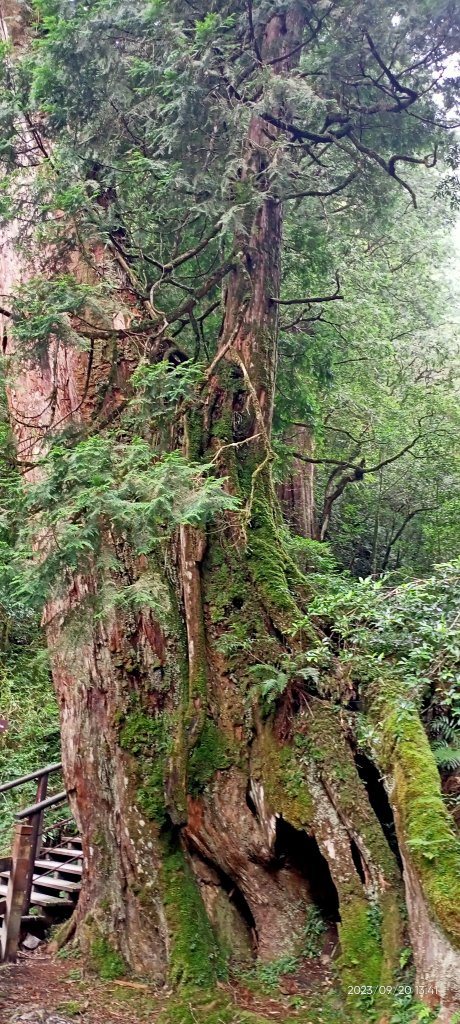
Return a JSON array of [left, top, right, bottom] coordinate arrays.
[[279, 424, 316, 538], [221, 5, 307, 435]]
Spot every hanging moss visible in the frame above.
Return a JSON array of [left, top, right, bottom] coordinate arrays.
[[160, 835, 228, 986]]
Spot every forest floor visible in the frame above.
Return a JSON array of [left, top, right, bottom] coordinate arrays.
[[0, 946, 347, 1024]]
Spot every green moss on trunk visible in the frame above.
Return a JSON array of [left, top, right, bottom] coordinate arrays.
[[187, 719, 235, 794], [160, 835, 228, 986], [251, 729, 313, 829], [90, 936, 128, 980], [305, 703, 400, 884], [338, 900, 383, 988], [370, 680, 460, 948], [248, 496, 299, 618], [119, 701, 175, 824]]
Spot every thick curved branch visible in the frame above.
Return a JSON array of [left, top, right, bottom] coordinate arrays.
[[166, 260, 235, 325], [365, 435, 422, 474], [292, 433, 423, 541], [293, 433, 422, 473], [319, 462, 365, 540], [146, 222, 222, 275]]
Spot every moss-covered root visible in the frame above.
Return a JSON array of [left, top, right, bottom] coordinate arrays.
[[369, 680, 460, 1010], [160, 834, 227, 987], [304, 704, 403, 989], [305, 763, 399, 1017], [337, 889, 401, 1009], [252, 706, 402, 1016]]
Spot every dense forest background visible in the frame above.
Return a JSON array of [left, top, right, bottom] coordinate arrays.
[[1, 0, 460, 1021]]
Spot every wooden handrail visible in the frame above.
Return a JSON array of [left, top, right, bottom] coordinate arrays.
[[0, 765, 69, 962], [0, 762, 62, 794], [15, 791, 67, 821]]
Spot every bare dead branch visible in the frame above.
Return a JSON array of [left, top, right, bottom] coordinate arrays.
[[271, 272, 342, 307]]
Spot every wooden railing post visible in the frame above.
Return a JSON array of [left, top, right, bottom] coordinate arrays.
[[22, 771, 48, 913], [0, 821, 34, 961]]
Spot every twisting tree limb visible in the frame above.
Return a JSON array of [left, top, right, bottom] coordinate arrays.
[[363, 30, 417, 100], [292, 433, 423, 474]]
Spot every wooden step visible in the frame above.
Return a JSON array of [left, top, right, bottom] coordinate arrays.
[[40, 846, 83, 859], [30, 874, 81, 893], [0, 882, 73, 908], [0, 831, 83, 930], [0, 872, 80, 894], [34, 858, 82, 876]]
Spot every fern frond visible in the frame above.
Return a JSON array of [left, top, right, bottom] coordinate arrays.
[[432, 743, 460, 771], [431, 716, 458, 743]]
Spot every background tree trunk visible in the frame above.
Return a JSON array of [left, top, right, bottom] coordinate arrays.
[[279, 424, 316, 538]]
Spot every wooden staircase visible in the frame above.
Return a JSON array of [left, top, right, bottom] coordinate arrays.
[[0, 835, 82, 912], [0, 764, 81, 959]]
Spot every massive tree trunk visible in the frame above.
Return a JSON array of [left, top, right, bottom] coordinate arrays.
[[2, 1, 460, 1018]]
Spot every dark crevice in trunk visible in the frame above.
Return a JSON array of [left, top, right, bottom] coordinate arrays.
[[188, 842, 257, 938], [350, 838, 366, 884], [245, 780, 258, 817], [354, 752, 403, 870], [275, 817, 340, 924], [218, 870, 256, 935]]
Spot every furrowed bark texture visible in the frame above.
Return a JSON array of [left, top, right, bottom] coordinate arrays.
[[2, 1, 460, 1016], [1, 227, 181, 974], [279, 424, 316, 539]]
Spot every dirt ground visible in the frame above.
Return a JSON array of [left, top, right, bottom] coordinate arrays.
[[0, 950, 162, 1024], [0, 945, 340, 1024]]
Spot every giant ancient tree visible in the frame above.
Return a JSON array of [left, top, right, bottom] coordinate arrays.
[[1, 0, 460, 1017]]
